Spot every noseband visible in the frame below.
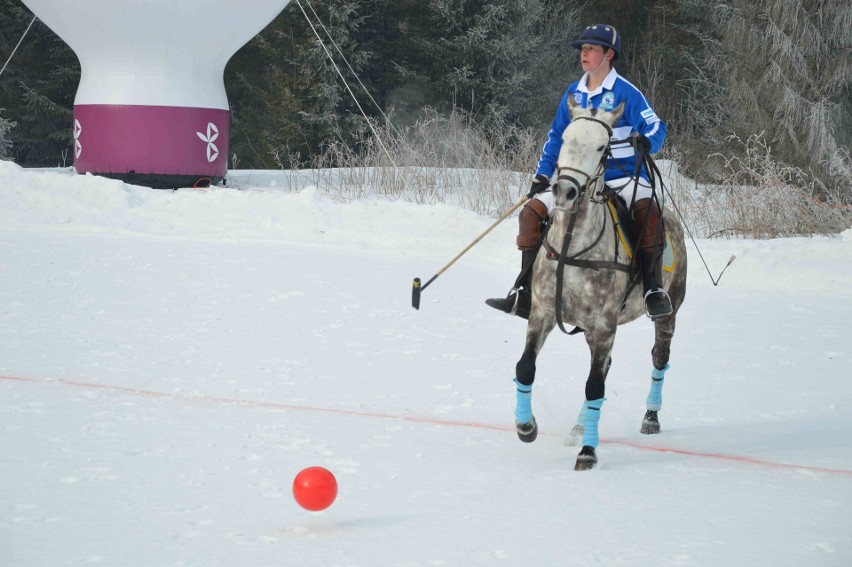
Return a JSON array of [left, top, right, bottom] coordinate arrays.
[[556, 115, 613, 200]]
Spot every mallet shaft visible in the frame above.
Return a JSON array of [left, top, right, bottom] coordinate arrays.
[[411, 196, 528, 309]]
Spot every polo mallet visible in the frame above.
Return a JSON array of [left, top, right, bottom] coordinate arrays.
[[412, 195, 529, 310]]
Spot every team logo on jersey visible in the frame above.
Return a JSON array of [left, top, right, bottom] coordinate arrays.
[[573, 92, 584, 105], [601, 92, 615, 111]]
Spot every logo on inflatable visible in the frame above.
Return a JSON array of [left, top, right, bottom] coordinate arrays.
[[74, 119, 83, 159], [196, 122, 220, 162]]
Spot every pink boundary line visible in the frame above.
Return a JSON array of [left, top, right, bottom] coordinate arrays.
[[3, 374, 852, 477]]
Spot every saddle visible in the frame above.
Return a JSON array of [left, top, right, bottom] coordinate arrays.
[[607, 196, 675, 273]]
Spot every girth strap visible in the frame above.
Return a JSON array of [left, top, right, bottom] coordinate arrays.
[[561, 258, 632, 272]]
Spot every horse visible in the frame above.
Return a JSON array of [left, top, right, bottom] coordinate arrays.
[[513, 98, 687, 470]]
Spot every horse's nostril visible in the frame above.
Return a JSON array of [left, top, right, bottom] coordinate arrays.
[[554, 179, 577, 203], [565, 187, 578, 201]]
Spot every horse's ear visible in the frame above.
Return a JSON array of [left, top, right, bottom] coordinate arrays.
[[609, 101, 625, 124], [567, 95, 581, 118]]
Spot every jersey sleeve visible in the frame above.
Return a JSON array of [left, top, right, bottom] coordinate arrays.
[[623, 90, 666, 153], [535, 89, 573, 178]]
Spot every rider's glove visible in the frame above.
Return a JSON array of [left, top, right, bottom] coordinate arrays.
[[527, 174, 551, 199], [632, 133, 652, 154]]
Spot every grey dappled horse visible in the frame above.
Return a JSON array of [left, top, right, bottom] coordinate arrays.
[[513, 99, 687, 470]]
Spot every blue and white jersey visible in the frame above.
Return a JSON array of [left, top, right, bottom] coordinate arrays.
[[535, 68, 666, 182]]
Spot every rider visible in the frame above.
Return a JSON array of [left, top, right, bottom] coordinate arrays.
[[485, 24, 673, 321]]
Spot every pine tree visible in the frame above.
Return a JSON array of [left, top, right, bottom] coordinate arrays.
[[226, 0, 374, 168], [0, 0, 78, 166], [225, 19, 287, 170], [396, 0, 584, 128], [618, 0, 735, 175], [293, 0, 371, 152], [703, 0, 851, 187], [0, 110, 15, 159], [513, 0, 587, 129]]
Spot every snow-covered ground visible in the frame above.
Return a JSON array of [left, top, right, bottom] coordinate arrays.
[[1, 161, 851, 566]]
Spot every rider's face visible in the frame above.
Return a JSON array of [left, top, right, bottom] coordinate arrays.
[[580, 44, 610, 73]]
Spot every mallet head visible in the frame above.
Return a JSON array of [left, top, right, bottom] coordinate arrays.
[[411, 278, 422, 310]]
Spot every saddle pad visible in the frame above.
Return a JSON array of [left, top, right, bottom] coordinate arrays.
[[607, 201, 675, 273]]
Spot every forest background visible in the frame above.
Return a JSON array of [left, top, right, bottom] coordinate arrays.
[[0, 0, 850, 207]]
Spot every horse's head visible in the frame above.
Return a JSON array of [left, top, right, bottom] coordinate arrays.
[[554, 98, 625, 209]]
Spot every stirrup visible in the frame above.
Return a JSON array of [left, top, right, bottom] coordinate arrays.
[[507, 288, 521, 315], [643, 289, 673, 320]]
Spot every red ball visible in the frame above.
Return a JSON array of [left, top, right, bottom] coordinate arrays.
[[292, 467, 338, 511]]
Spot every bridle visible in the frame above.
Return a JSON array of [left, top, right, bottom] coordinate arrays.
[[547, 114, 633, 335], [555, 115, 613, 203]]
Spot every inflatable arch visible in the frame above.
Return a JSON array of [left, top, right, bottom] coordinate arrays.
[[20, 0, 291, 188]]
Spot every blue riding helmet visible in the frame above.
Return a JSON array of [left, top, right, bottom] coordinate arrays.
[[570, 24, 621, 60]]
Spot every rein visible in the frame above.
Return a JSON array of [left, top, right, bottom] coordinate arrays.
[[547, 115, 631, 335], [546, 178, 632, 334]]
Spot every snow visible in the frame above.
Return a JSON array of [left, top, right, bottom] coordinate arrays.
[[1, 160, 851, 566]]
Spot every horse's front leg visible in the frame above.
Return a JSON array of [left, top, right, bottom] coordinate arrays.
[[574, 327, 616, 471], [513, 313, 555, 443]]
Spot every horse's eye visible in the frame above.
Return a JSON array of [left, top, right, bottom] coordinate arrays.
[[597, 145, 606, 152]]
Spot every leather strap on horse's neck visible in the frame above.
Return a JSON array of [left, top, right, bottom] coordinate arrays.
[[554, 208, 581, 335], [550, 194, 632, 335]]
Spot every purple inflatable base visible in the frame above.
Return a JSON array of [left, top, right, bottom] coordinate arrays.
[[73, 104, 230, 185]]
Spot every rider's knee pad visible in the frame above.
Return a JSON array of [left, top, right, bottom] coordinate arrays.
[[632, 198, 666, 251], [516, 198, 549, 251]]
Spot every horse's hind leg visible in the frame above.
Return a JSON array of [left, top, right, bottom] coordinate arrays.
[[513, 316, 555, 443], [641, 314, 677, 435]]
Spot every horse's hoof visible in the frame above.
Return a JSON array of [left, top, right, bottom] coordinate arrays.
[[640, 410, 661, 434], [516, 417, 537, 443], [574, 445, 597, 471], [566, 424, 585, 446]]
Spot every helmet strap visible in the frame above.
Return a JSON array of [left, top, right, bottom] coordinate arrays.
[[590, 52, 611, 75]]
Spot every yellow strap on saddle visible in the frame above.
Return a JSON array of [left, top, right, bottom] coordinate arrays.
[[606, 201, 675, 273]]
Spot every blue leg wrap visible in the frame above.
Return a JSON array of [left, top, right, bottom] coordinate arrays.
[[581, 398, 605, 448], [575, 402, 587, 427], [514, 378, 533, 424], [646, 363, 670, 411]]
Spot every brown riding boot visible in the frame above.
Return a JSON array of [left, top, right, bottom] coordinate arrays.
[[632, 199, 673, 320], [485, 198, 549, 319]]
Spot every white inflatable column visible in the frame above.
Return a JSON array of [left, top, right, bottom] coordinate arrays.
[[21, 0, 291, 188]]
